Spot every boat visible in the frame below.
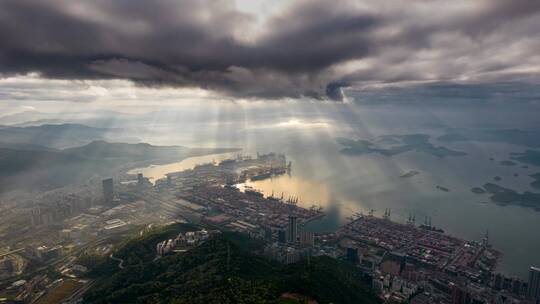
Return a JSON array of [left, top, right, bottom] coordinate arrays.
[[436, 185, 450, 192], [250, 172, 272, 181]]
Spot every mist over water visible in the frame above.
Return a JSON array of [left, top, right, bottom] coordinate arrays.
[[126, 102, 540, 279], [5, 1, 540, 301]]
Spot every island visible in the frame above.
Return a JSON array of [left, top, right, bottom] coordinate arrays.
[[499, 160, 517, 166], [337, 134, 467, 158], [471, 187, 487, 194], [480, 183, 540, 210], [436, 185, 450, 192], [510, 150, 540, 167], [400, 170, 420, 178], [530, 172, 540, 190], [438, 128, 540, 148]]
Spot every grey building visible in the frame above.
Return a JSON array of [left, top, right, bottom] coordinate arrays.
[[102, 178, 114, 205], [286, 215, 298, 243], [528, 266, 540, 302]]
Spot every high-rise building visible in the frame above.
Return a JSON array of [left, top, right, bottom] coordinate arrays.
[[452, 285, 472, 304], [512, 278, 522, 296], [372, 276, 384, 292], [286, 216, 297, 243], [30, 203, 72, 226], [263, 226, 273, 241], [493, 273, 503, 290], [527, 266, 540, 302], [137, 173, 146, 192], [347, 247, 359, 263], [137, 173, 144, 186], [102, 178, 114, 205], [381, 252, 406, 276], [299, 230, 314, 246], [277, 229, 286, 243], [30, 206, 41, 226], [35, 245, 63, 261]]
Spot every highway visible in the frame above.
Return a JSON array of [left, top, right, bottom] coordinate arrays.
[[0, 248, 24, 258]]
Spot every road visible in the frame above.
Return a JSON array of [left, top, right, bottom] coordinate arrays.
[[109, 253, 125, 269], [0, 248, 24, 258], [60, 280, 95, 304]]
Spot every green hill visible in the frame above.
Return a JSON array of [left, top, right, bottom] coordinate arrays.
[[0, 147, 109, 191], [83, 225, 379, 304], [63, 140, 189, 161], [0, 139, 238, 192]]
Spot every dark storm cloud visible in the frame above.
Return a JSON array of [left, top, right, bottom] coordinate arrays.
[[1, 0, 540, 102], [349, 81, 540, 105], [0, 0, 374, 100]]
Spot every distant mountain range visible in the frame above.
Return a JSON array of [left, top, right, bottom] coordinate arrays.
[[0, 110, 56, 125], [0, 110, 133, 126], [0, 146, 101, 193], [64, 140, 190, 161], [0, 136, 238, 193], [0, 123, 112, 149]]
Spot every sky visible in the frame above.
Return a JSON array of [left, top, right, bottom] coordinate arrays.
[[1, 0, 540, 114]]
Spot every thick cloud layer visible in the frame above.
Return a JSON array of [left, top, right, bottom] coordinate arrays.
[[1, 0, 540, 101]]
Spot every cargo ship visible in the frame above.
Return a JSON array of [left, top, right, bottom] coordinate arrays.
[[250, 172, 272, 181]]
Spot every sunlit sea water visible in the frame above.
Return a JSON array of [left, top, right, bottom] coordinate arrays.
[[132, 138, 540, 279], [128, 152, 240, 183], [127, 104, 540, 279]]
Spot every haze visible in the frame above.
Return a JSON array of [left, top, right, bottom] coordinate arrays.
[[1, 1, 540, 303]]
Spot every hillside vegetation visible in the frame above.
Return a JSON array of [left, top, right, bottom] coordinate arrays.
[[83, 224, 379, 304], [0, 134, 237, 192]]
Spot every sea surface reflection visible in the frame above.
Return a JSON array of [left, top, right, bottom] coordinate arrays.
[[128, 152, 239, 183], [127, 104, 540, 279]]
